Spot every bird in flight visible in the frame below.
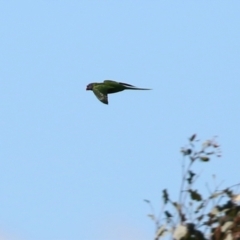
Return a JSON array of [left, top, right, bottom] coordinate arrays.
[[86, 80, 151, 104]]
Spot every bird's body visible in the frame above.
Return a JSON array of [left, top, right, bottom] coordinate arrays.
[[86, 80, 151, 104]]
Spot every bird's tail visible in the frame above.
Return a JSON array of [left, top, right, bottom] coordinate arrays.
[[119, 82, 151, 90], [125, 87, 151, 90]]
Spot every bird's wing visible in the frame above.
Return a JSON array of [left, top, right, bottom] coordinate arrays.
[[102, 80, 151, 93], [103, 80, 151, 90], [103, 80, 118, 84], [92, 85, 108, 104], [104, 80, 136, 88], [119, 82, 136, 87]]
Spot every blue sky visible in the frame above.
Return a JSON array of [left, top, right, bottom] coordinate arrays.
[[1, 1, 240, 240]]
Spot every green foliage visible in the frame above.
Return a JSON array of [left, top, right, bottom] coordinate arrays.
[[145, 134, 240, 240]]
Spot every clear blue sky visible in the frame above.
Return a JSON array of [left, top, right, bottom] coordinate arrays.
[[1, 1, 240, 240]]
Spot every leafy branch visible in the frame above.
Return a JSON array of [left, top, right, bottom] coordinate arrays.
[[145, 134, 240, 240]]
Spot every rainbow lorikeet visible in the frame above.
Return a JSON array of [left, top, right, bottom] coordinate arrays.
[[86, 80, 151, 104]]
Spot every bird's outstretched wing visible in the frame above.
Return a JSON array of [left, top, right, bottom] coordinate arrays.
[[103, 80, 150, 90], [119, 82, 136, 87], [92, 86, 108, 104], [103, 80, 118, 84], [104, 80, 135, 87]]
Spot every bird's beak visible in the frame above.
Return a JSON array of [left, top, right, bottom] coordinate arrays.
[[86, 85, 92, 90]]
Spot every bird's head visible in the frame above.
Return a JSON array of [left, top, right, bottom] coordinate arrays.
[[86, 83, 93, 91]]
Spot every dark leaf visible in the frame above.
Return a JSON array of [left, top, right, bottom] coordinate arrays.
[[180, 212, 186, 222], [189, 190, 202, 201], [206, 151, 215, 155], [164, 210, 172, 218], [218, 200, 235, 214], [195, 202, 205, 213], [197, 215, 204, 222], [181, 148, 192, 156], [189, 134, 197, 142], [187, 223, 195, 233], [213, 143, 220, 148], [186, 170, 196, 184], [200, 156, 210, 162], [162, 189, 169, 204], [224, 188, 233, 198], [194, 230, 205, 240], [203, 217, 218, 226]]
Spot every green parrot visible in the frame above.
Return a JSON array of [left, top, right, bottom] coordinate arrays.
[[86, 80, 151, 104]]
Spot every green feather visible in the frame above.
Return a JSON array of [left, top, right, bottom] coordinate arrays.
[[87, 80, 151, 105]]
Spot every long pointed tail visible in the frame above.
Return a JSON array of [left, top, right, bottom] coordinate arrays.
[[125, 87, 151, 90], [119, 82, 151, 90]]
